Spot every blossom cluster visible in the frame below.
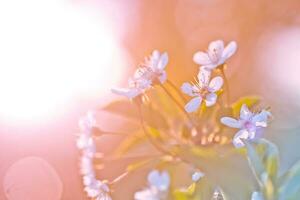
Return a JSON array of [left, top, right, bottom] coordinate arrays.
[[77, 112, 112, 200], [112, 40, 271, 149], [111, 50, 169, 99], [77, 39, 278, 200]]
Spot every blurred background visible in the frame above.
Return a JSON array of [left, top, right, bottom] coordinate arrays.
[[1, 0, 300, 199]]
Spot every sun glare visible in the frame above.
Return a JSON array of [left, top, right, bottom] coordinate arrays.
[[0, 0, 126, 123]]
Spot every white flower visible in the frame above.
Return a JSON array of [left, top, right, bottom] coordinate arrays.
[[142, 50, 169, 84], [111, 77, 151, 99], [134, 170, 170, 200], [79, 111, 97, 134], [112, 50, 168, 99], [181, 69, 223, 112], [84, 179, 111, 199], [220, 104, 272, 148], [251, 191, 264, 200], [193, 40, 237, 70], [78, 111, 112, 200], [147, 170, 170, 191], [192, 171, 204, 182]]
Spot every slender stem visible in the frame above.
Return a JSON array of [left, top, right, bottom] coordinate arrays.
[[97, 154, 162, 163], [110, 171, 129, 185], [137, 104, 202, 171], [221, 66, 230, 106], [92, 128, 129, 137], [109, 155, 161, 185], [166, 79, 187, 102], [138, 105, 174, 156], [160, 84, 196, 126]]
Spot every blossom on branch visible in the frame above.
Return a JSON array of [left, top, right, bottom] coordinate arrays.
[[77, 112, 112, 200], [193, 40, 237, 71], [112, 50, 168, 99], [220, 104, 272, 148], [181, 69, 223, 112]]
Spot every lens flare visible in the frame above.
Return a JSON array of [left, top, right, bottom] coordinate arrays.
[[0, 0, 126, 123]]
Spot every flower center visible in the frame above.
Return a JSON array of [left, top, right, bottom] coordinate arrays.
[[244, 120, 254, 130], [194, 85, 209, 97]]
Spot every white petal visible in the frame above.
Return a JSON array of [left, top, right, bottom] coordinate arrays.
[[152, 50, 160, 60], [158, 70, 167, 84], [192, 171, 204, 182], [208, 76, 223, 92], [184, 97, 202, 113], [134, 67, 146, 79], [222, 41, 237, 60], [111, 87, 141, 99], [181, 82, 194, 96], [193, 51, 211, 65], [252, 110, 271, 127], [205, 93, 217, 107], [251, 191, 264, 200], [233, 129, 249, 148], [220, 117, 241, 128], [208, 40, 224, 59], [134, 188, 157, 200], [248, 130, 256, 140], [240, 104, 253, 120], [148, 170, 170, 191], [157, 52, 168, 70], [158, 171, 170, 191], [197, 68, 211, 86]]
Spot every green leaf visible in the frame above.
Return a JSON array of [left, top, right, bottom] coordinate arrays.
[[244, 140, 265, 187], [173, 182, 196, 200], [244, 139, 279, 200], [174, 144, 253, 199], [102, 100, 139, 119], [193, 177, 214, 200], [278, 160, 300, 200], [231, 96, 260, 117], [146, 126, 162, 139], [149, 86, 184, 118], [113, 130, 147, 157], [260, 139, 279, 182], [173, 178, 214, 200]]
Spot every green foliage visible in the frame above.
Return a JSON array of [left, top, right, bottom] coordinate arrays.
[[101, 83, 300, 200], [173, 177, 214, 200], [113, 130, 147, 157], [244, 139, 280, 200], [278, 160, 300, 200]]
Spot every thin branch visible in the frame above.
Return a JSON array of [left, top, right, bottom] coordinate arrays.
[[166, 79, 187, 102], [220, 65, 230, 106], [160, 84, 196, 126]]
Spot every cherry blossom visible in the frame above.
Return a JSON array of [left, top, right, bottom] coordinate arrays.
[[181, 69, 223, 112], [193, 40, 237, 71], [112, 50, 168, 99], [77, 112, 112, 200], [220, 104, 272, 148]]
